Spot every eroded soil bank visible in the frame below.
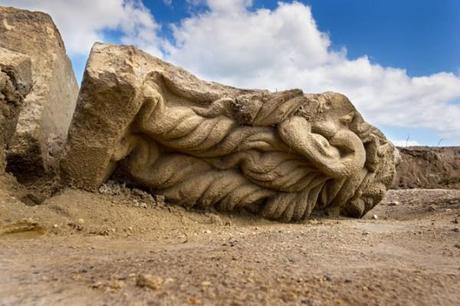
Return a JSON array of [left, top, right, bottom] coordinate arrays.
[[393, 146, 460, 189], [0, 175, 459, 306]]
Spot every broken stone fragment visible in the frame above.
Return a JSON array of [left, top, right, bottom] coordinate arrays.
[[62, 43, 397, 222], [0, 47, 32, 173], [0, 6, 78, 178]]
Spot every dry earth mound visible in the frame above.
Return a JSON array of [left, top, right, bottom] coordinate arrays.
[[393, 146, 460, 189]]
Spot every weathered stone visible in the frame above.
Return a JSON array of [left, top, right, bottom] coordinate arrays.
[[0, 47, 32, 173], [62, 43, 397, 221], [0, 6, 78, 177]]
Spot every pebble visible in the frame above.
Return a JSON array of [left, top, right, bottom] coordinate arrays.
[[187, 297, 201, 305], [109, 280, 125, 289], [91, 281, 103, 288], [388, 201, 399, 206], [372, 214, 378, 220], [136, 274, 163, 290], [78, 218, 85, 224]]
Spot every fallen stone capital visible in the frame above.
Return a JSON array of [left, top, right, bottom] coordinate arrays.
[[62, 43, 397, 222]]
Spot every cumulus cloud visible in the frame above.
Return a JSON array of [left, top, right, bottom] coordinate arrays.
[[1, 0, 459, 144], [0, 0, 163, 56], [164, 1, 460, 142]]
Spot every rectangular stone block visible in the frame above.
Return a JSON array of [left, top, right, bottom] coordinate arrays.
[[0, 6, 78, 179]]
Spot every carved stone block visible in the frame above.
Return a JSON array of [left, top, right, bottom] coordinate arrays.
[[62, 43, 397, 221]]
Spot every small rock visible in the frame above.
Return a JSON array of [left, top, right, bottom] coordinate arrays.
[[281, 291, 297, 302], [452, 228, 459, 232], [140, 203, 147, 209], [187, 297, 201, 305], [91, 281, 103, 288], [454, 244, 460, 249], [372, 214, 378, 220], [154, 194, 166, 204], [388, 201, 399, 206], [68, 222, 83, 231], [201, 281, 212, 287], [136, 274, 163, 290], [78, 218, 85, 224], [204, 230, 211, 234], [21, 193, 45, 206], [109, 280, 125, 289]]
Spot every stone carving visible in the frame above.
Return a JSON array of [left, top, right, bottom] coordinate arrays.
[[62, 43, 397, 221], [0, 47, 32, 173], [0, 6, 78, 177]]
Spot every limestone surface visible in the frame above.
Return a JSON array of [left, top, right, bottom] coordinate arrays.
[[0, 47, 31, 173], [62, 43, 397, 221], [0, 6, 78, 176]]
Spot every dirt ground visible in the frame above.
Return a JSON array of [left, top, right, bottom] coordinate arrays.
[[0, 174, 459, 306]]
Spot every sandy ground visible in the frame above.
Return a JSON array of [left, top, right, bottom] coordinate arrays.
[[0, 175, 459, 306]]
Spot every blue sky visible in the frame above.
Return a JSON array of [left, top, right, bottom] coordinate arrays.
[[2, 0, 460, 146], [148, 0, 460, 76]]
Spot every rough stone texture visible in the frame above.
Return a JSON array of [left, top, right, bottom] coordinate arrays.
[[393, 146, 460, 189], [0, 47, 32, 173], [0, 6, 78, 177], [62, 43, 397, 222]]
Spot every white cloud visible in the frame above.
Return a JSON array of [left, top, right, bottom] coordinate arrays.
[[164, 1, 460, 142], [391, 140, 421, 147], [0, 0, 163, 56], [1, 0, 459, 144]]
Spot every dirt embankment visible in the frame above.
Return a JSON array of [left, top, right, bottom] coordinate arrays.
[[393, 146, 460, 189], [0, 172, 459, 306]]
